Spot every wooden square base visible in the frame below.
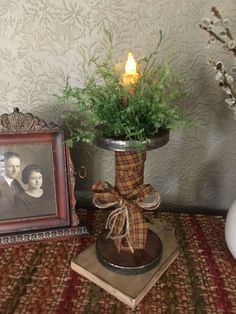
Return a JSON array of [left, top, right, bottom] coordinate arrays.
[[71, 218, 179, 309]]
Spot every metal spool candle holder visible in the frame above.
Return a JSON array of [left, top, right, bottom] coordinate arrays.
[[92, 129, 169, 275]]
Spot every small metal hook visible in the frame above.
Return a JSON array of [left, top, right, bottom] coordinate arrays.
[[78, 165, 88, 179]]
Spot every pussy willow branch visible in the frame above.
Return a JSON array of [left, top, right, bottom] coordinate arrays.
[[208, 57, 236, 102], [199, 23, 225, 43], [211, 6, 233, 40], [199, 6, 236, 57], [200, 6, 236, 109]]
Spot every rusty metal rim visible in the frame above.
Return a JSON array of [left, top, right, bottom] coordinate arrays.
[[94, 129, 170, 152]]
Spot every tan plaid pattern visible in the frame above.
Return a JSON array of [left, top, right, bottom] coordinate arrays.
[[93, 151, 157, 252], [115, 151, 147, 250], [115, 151, 146, 196]]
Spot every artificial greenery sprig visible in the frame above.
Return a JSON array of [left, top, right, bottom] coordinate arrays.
[[61, 31, 189, 147]]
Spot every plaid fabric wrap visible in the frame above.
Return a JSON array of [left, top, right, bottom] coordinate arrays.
[[115, 151, 147, 251], [93, 151, 156, 252], [115, 151, 146, 196], [120, 200, 146, 251]]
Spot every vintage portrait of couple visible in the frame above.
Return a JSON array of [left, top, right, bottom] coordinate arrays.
[[0, 144, 57, 221]]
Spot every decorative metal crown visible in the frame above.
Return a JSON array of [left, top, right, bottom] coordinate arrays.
[[0, 107, 60, 134]]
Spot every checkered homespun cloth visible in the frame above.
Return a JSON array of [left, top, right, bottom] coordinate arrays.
[[93, 151, 160, 252]]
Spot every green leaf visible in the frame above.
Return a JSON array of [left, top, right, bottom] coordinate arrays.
[[59, 30, 190, 145]]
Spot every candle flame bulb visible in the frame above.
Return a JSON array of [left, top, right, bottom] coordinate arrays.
[[125, 52, 137, 74], [123, 52, 140, 87]]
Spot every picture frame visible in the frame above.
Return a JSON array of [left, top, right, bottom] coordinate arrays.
[[0, 108, 89, 246]]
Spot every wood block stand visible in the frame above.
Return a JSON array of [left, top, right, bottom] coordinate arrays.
[[71, 218, 179, 309]]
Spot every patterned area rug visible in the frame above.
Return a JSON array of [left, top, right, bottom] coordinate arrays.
[[0, 210, 235, 314]]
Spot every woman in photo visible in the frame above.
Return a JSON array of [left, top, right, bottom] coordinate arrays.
[[16, 164, 55, 217]]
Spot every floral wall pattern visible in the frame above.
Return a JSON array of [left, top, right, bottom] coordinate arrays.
[[0, 0, 236, 211]]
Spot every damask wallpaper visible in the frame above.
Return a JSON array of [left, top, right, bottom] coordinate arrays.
[[0, 0, 236, 211]]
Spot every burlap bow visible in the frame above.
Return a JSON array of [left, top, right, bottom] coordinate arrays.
[[92, 180, 160, 253]]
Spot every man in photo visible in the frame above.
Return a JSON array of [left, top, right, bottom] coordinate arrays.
[[0, 152, 24, 219]]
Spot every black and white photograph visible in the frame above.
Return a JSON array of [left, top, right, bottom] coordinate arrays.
[[0, 130, 70, 235], [0, 143, 56, 220]]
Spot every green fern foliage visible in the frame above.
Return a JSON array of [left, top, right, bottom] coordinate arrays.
[[60, 31, 189, 145]]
